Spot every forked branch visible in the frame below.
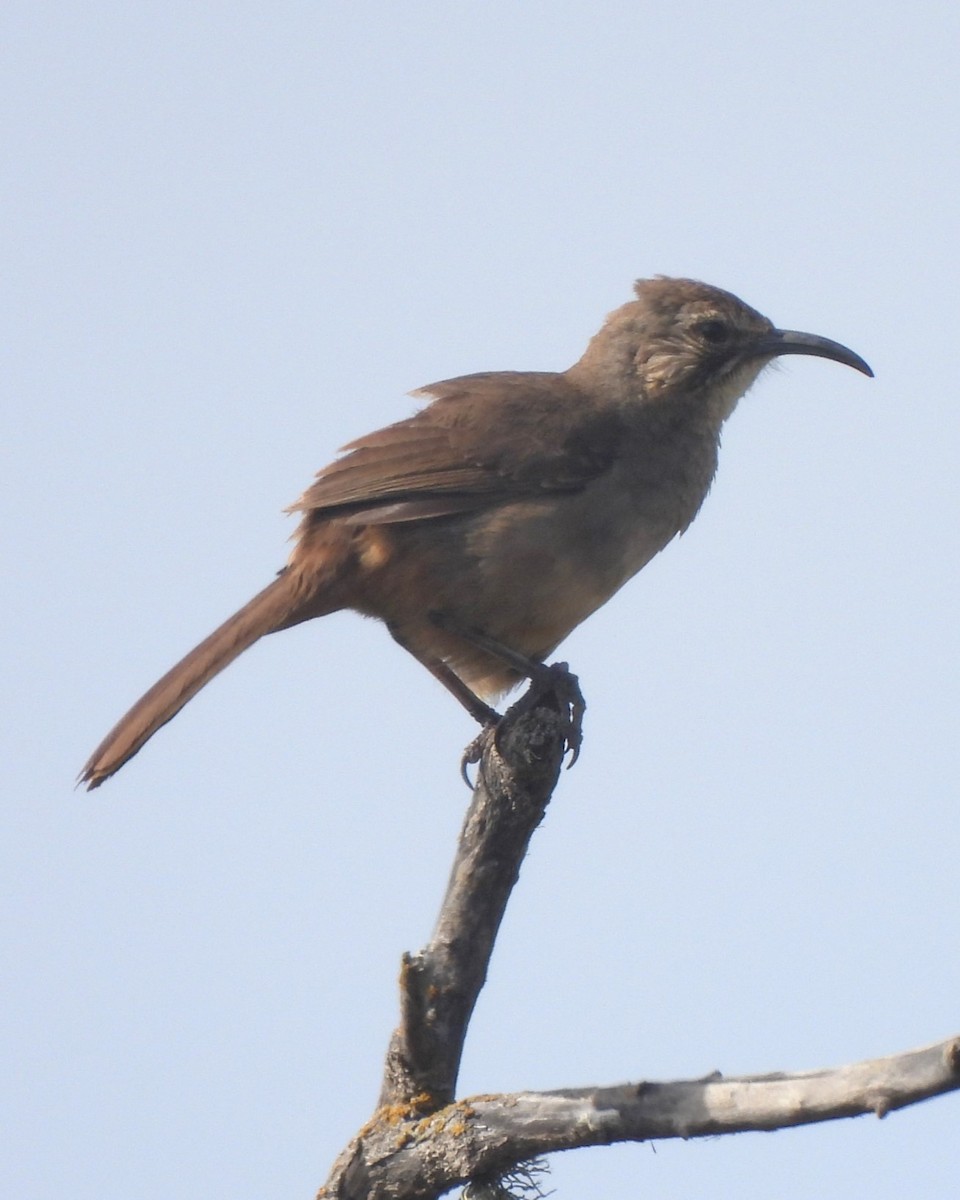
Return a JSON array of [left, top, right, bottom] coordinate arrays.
[[318, 678, 960, 1200], [322, 1035, 960, 1199]]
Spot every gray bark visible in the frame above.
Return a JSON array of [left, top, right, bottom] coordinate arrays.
[[318, 684, 960, 1199]]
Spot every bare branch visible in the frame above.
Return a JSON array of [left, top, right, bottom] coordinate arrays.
[[378, 684, 573, 1109], [321, 1035, 960, 1199], [317, 674, 959, 1200]]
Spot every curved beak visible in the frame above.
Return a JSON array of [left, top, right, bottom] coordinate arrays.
[[757, 329, 873, 378]]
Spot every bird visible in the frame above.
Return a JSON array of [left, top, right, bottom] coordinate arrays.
[[80, 276, 872, 788]]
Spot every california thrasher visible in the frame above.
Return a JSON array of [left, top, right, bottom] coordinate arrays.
[[80, 277, 872, 787]]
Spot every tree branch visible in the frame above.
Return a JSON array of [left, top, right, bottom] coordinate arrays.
[[321, 1035, 960, 1199], [317, 673, 959, 1200], [378, 683, 573, 1109]]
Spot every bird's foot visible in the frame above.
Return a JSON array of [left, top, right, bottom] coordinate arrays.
[[427, 612, 585, 781], [460, 721, 499, 788], [460, 661, 586, 788], [501, 661, 586, 768]]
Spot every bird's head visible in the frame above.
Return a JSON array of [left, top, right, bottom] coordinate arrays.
[[570, 277, 872, 425]]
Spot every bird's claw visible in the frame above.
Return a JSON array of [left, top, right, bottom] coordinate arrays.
[[459, 663, 586, 787], [460, 721, 498, 788], [537, 661, 586, 767]]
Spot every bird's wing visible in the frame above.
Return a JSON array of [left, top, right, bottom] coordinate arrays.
[[289, 371, 626, 525]]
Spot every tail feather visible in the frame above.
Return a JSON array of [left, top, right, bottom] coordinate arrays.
[[80, 573, 300, 789]]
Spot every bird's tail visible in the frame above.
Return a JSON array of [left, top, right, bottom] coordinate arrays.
[[80, 571, 302, 789]]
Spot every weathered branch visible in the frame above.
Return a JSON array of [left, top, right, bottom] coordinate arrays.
[[317, 672, 959, 1200], [322, 1035, 960, 1199], [318, 685, 573, 1200], [378, 682, 574, 1109]]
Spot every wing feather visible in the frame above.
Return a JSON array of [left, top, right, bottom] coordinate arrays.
[[289, 371, 626, 525]]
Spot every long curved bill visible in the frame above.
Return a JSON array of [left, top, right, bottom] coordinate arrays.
[[760, 329, 873, 377]]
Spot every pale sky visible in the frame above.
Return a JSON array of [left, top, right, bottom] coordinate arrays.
[[4, 3, 960, 1198]]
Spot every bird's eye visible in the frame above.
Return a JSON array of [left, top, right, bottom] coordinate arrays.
[[695, 318, 729, 345]]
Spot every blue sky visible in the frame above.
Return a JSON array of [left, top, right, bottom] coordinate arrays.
[[4, 3, 960, 1197]]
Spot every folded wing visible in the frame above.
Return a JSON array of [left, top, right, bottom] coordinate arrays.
[[289, 371, 627, 525]]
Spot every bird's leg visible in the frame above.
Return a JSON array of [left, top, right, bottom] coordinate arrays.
[[387, 622, 500, 726], [426, 612, 586, 769]]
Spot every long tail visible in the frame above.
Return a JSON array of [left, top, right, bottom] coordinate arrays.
[[80, 572, 303, 789]]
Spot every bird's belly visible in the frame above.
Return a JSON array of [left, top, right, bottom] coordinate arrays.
[[470, 493, 680, 642], [348, 474, 699, 699]]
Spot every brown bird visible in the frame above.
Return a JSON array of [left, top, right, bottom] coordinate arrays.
[[80, 277, 872, 788]]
